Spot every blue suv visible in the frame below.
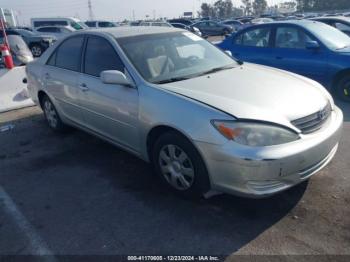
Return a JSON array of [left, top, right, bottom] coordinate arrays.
[[217, 20, 350, 101]]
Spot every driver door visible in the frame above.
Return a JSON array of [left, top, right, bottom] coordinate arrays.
[[78, 35, 140, 151]]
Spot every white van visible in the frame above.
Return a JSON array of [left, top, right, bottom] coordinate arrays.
[[31, 17, 87, 30]]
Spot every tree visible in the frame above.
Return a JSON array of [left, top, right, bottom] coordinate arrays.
[[296, 0, 350, 12], [199, 0, 243, 19], [241, 0, 253, 16], [252, 0, 268, 15], [200, 3, 211, 18]]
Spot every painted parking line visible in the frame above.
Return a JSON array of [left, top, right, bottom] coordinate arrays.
[[0, 186, 56, 259]]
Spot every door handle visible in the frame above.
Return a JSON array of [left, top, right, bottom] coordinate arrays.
[[44, 73, 51, 79], [79, 83, 89, 92], [276, 56, 283, 60], [234, 53, 240, 56]]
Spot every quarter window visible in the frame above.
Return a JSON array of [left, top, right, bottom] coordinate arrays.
[[84, 36, 124, 77], [237, 28, 271, 47], [275, 27, 312, 49], [53, 36, 84, 71]]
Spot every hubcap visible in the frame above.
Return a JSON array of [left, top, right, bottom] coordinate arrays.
[[44, 100, 58, 128], [158, 144, 194, 191], [31, 46, 42, 57]]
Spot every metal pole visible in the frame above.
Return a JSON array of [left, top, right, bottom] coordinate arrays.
[[0, 19, 9, 50]]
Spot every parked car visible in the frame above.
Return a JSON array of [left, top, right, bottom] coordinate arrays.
[[236, 16, 255, 24], [26, 27, 342, 198], [34, 26, 75, 39], [5, 28, 56, 57], [221, 20, 244, 31], [191, 21, 233, 36], [31, 17, 87, 30], [139, 21, 173, 27], [217, 20, 350, 101], [311, 16, 350, 36], [168, 18, 193, 26], [85, 20, 119, 28], [0, 35, 33, 66], [170, 23, 202, 36]]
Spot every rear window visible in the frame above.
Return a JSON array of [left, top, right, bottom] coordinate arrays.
[[50, 36, 84, 71], [34, 21, 68, 27]]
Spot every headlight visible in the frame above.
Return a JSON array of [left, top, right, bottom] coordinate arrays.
[[211, 120, 299, 147]]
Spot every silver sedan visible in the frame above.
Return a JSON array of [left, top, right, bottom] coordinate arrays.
[[26, 27, 343, 198]]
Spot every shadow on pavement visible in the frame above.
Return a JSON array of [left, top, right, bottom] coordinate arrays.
[[0, 112, 307, 255], [335, 99, 350, 122]]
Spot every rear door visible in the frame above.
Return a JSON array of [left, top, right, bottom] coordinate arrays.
[[231, 25, 275, 65], [78, 35, 140, 151], [43, 35, 85, 124], [270, 25, 328, 83]]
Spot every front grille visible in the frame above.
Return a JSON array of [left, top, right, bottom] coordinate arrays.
[[291, 102, 332, 134]]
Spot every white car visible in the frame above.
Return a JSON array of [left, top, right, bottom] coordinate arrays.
[[139, 21, 173, 27], [34, 26, 75, 39]]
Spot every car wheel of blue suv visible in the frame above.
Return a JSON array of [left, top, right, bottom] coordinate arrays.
[[335, 75, 350, 102]]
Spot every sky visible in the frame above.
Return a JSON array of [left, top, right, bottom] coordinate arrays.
[[1, 0, 286, 25]]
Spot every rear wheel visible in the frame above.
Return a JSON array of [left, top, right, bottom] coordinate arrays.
[[335, 75, 350, 102], [152, 131, 210, 198], [41, 95, 67, 132], [30, 44, 43, 57]]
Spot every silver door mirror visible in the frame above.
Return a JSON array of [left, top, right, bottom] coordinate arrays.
[[306, 41, 320, 50], [100, 70, 134, 87], [225, 50, 232, 56]]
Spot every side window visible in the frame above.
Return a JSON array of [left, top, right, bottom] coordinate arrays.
[[234, 33, 243, 45], [240, 27, 271, 47], [335, 22, 350, 32], [84, 36, 124, 77], [47, 51, 57, 66], [54, 36, 84, 71], [85, 21, 95, 27], [275, 27, 312, 49], [38, 27, 58, 33]]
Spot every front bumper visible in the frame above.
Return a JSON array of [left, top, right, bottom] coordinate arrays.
[[195, 106, 343, 198]]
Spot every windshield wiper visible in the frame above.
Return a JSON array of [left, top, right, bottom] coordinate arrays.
[[195, 65, 236, 77], [153, 76, 191, 84]]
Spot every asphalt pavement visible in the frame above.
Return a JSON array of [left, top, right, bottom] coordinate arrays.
[[0, 100, 349, 259]]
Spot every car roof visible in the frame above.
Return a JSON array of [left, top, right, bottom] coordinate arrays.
[[246, 19, 323, 27], [87, 26, 184, 38], [312, 16, 350, 21]]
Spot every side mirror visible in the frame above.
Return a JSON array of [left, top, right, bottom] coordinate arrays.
[[225, 50, 232, 56], [100, 70, 134, 87], [306, 41, 320, 50]]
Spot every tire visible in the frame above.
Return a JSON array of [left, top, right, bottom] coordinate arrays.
[[30, 44, 43, 57], [152, 131, 210, 198], [41, 95, 68, 132], [223, 29, 229, 36], [334, 74, 350, 102]]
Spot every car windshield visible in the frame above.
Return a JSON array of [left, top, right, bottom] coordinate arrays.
[[305, 22, 350, 50], [70, 21, 86, 30], [117, 32, 237, 84]]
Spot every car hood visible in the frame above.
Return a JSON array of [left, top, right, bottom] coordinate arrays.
[[159, 63, 331, 131]]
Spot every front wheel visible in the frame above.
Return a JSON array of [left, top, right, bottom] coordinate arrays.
[[152, 131, 210, 198], [335, 75, 350, 102]]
